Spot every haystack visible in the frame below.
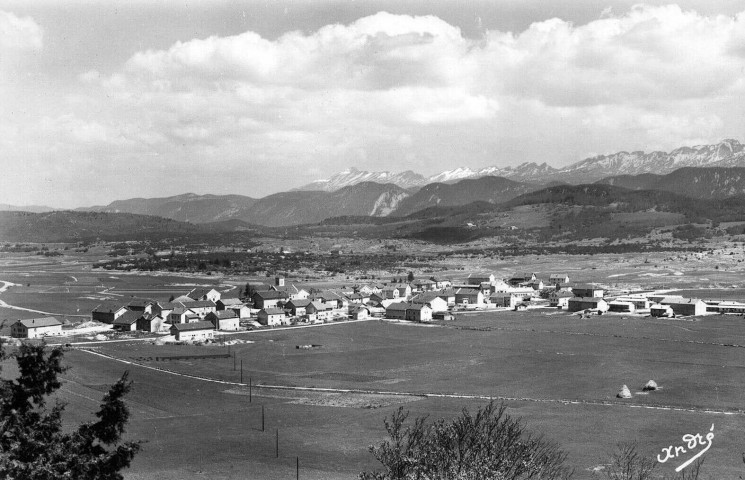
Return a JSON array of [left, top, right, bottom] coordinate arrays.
[[643, 380, 658, 391], [617, 385, 632, 399]]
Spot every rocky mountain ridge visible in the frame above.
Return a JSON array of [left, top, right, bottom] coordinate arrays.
[[297, 139, 745, 190]]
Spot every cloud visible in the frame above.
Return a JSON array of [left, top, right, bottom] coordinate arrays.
[[466, 5, 745, 109], [5, 6, 745, 206], [0, 10, 43, 53]]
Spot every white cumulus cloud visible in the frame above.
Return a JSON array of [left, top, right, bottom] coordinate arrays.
[[5, 5, 745, 206]]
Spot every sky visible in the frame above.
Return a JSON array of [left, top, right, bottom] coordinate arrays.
[[1, 0, 745, 208]]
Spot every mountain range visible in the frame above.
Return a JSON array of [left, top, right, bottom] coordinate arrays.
[[4, 140, 745, 229], [296, 139, 745, 190]]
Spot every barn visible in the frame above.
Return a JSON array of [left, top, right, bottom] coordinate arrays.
[[11, 317, 63, 339]]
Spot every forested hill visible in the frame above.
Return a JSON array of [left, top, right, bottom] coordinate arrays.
[[502, 184, 745, 223], [0, 211, 209, 242], [597, 167, 745, 199]]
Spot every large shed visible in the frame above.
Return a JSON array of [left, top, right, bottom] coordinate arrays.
[[11, 317, 63, 339]]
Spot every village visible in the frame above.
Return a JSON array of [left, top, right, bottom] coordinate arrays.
[[9, 269, 743, 342]]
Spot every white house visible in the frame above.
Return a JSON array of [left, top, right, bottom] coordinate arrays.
[[11, 317, 63, 339], [257, 308, 286, 326], [188, 287, 222, 303], [567, 297, 609, 313], [170, 321, 215, 341]]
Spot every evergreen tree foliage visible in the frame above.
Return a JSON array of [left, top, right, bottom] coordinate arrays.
[[0, 342, 141, 480]]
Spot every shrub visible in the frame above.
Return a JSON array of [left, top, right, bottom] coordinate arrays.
[[360, 401, 573, 480]]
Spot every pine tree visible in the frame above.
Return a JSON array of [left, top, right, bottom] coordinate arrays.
[[0, 342, 141, 479]]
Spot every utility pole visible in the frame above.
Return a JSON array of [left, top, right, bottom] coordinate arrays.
[[249, 377, 252, 402], [240, 359, 243, 383], [275, 429, 279, 458], [261, 405, 265, 432]]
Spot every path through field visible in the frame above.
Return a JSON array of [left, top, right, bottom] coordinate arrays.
[[77, 347, 743, 417]]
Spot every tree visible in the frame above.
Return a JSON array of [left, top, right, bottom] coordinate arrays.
[[245, 282, 257, 300], [360, 401, 573, 480], [0, 342, 141, 479], [406, 271, 415, 283]]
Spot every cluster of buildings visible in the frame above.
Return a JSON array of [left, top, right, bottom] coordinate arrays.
[[90, 286, 244, 341], [10, 271, 738, 340]]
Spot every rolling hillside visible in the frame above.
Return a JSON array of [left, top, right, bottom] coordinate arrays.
[[597, 167, 745, 199], [79, 193, 258, 223], [392, 176, 540, 217], [241, 182, 410, 226], [0, 211, 211, 242]]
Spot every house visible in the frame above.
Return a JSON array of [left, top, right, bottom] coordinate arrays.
[[205, 310, 240, 331], [455, 287, 484, 306], [431, 278, 452, 290], [491, 280, 512, 293], [158, 303, 176, 321], [385, 302, 409, 319], [216, 298, 243, 310], [414, 279, 436, 292], [252, 290, 288, 309], [508, 273, 536, 286], [170, 321, 215, 341], [187, 287, 221, 303], [126, 299, 160, 315], [286, 299, 312, 317], [405, 304, 433, 322], [168, 307, 193, 324], [380, 288, 400, 299], [549, 290, 574, 308], [660, 298, 706, 316], [346, 292, 369, 304], [549, 274, 570, 285], [467, 273, 495, 286], [437, 289, 457, 307], [354, 284, 376, 295], [91, 303, 128, 324], [229, 304, 251, 319], [183, 300, 216, 317], [216, 298, 250, 318], [112, 310, 141, 332], [307, 300, 333, 322], [311, 291, 348, 310], [411, 293, 448, 313], [369, 296, 399, 309], [608, 300, 635, 313], [528, 279, 544, 291], [394, 285, 412, 300], [136, 313, 165, 333], [351, 305, 371, 320], [490, 292, 522, 309], [257, 308, 286, 326], [614, 296, 651, 310], [514, 303, 529, 311], [273, 283, 310, 300], [370, 291, 396, 304], [650, 304, 674, 317], [11, 317, 63, 339], [711, 301, 745, 314], [567, 297, 609, 313], [648, 294, 684, 304], [570, 284, 605, 298]]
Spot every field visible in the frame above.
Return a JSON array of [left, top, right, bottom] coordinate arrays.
[[3, 249, 745, 478], [63, 313, 745, 479]]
